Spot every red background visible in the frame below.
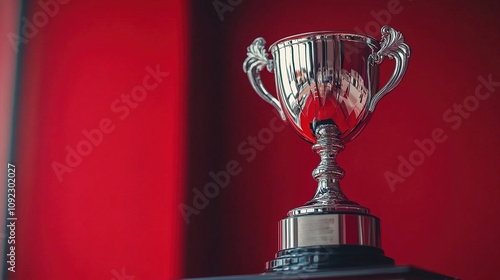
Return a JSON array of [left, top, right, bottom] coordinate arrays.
[[10, 1, 187, 279], [4, 0, 500, 280]]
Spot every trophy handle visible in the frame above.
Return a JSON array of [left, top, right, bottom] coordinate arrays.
[[243, 38, 286, 120], [367, 26, 411, 112]]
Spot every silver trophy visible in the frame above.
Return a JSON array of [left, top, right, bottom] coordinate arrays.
[[243, 26, 410, 271]]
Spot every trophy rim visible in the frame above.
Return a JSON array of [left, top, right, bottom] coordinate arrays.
[[269, 31, 380, 52]]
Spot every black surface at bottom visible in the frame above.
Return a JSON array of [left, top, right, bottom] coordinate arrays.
[[185, 265, 459, 280], [267, 245, 394, 272]]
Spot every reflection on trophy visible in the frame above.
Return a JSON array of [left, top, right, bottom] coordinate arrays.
[[243, 26, 410, 271]]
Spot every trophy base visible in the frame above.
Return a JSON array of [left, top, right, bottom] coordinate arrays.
[[266, 245, 394, 272], [268, 211, 393, 272]]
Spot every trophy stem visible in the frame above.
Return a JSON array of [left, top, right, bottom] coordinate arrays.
[[311, 123, 347, 203], [290, 122, 367, 215]]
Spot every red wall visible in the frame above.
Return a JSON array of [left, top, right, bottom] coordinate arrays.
[[7, 0, 500, 280], [12, 1, 187, 279]]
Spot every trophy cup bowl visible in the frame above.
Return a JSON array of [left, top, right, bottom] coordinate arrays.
[[243, 26, 410, 272]]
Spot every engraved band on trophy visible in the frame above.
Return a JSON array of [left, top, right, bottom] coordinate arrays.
[[243, 26, 410, 272]]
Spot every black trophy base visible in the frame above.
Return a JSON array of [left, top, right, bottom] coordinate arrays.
[[266, 245, 394, 272], [186, 266, 459, 280]]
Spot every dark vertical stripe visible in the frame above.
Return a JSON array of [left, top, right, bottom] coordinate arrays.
[[4, 1, 27, 279]]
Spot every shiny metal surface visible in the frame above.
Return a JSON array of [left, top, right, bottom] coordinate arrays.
[[279, 213, 380, 250], [291, 123, 369, 214], [244, 26, 410, 143], [368, 26, 411, 112], [243, 38, 286, 121], [243, 27, 410, 269]]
